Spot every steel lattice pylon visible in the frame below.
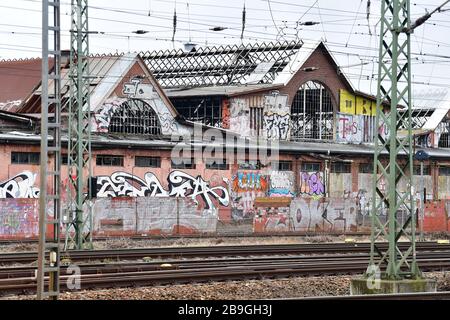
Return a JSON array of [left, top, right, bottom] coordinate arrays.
[[37, 0, 62, 299], [368, 0, 420, 279], [64, 0, 93, 250]]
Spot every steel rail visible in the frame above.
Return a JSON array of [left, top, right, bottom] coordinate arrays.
[[1, 242, 450, 265]]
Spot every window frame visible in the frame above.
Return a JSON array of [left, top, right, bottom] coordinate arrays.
[[275, 160, 293, 172], [135, 156, 161, 168], [359, 163, 374, 174], [331, 162, 352, 174], [171, 158, 196, 169], [301, 162, 321, 172], [96, 155, 124, 167], [11, 152, 40, 165], [206, 159, 229, 170]]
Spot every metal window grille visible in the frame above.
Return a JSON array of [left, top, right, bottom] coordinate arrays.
[[438, 121, 450, 148], [135, 156, 161, 168], [290, 81, 334, 141], [109, 99, 162, 136], [11, 152, 40, 164], [250, 106, 264, 136]]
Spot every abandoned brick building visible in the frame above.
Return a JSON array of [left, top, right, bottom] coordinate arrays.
[[0, 40, 449, 239]]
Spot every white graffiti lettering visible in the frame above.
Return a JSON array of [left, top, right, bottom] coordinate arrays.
[[96, 171, 229, 210], [264, 113, 290, 140], [0, 171, 39, 199]]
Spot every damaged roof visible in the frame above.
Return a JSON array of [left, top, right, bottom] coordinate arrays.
[[0, 58, 52, 112], [140, 41, 303, 88]]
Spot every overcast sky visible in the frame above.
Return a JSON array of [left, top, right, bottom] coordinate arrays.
[[1, 0, 450, 100]]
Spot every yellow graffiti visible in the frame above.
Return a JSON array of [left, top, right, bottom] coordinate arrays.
[[340, 89, 376, 116], [339, 89, 355, 114]]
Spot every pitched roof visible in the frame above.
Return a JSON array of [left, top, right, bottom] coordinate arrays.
[[0, 58, 51, 112], [17, 53, 180, 118]]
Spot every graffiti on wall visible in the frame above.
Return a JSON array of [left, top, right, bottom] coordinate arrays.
[[299, 172, 325, 197], [336, 113, 364, 143], [122, 77, 156, 99], [229, 98, 250, 137], [0, 171, 39, 199], [96, 170, 229, 210], [93, 196, 218, 235], [263, 94, 290, 140], [264, 114, 290, 140], [0, 199, 39, 237], [231, 172, 268, 193], [93, 98, 126, 132], [336, 112, 377, 144], [268, 171, 295, 197], [222, 99, 231, 129], [230, 171, 268, 221]]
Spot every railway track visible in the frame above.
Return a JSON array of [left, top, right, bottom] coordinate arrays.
[[294, 291, 450, 300], [1, 250, 450, 297], [1, 241, 450, 265]]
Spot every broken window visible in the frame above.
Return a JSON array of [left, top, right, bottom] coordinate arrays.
[[290, 81, 334, 141], [170, 96, 222, 127], [108, 99, 162, 136]]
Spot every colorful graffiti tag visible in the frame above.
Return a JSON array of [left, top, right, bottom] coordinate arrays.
[[268, 171, 295, 197], [231, 172, 268, 193], [230, 172, 268, 221]]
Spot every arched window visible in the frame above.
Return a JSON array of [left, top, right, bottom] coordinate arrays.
[[290, 81, 334, 141], [108, 99, 162, 135]]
